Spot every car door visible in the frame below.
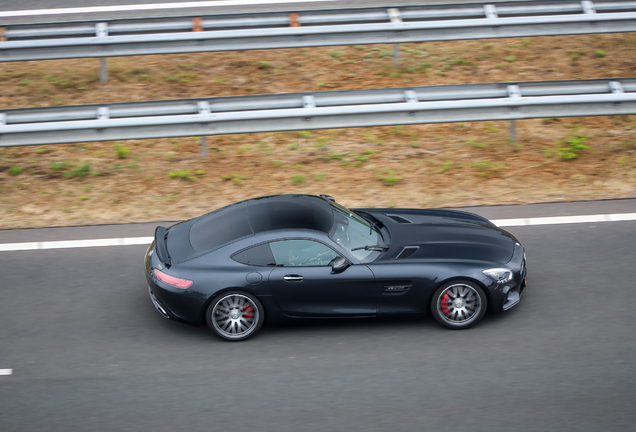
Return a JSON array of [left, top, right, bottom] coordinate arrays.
[[267, 239, 376, 317]]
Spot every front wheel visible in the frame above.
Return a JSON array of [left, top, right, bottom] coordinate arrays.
[[206, 291, 264, 341], [430, 280, 487, 330]]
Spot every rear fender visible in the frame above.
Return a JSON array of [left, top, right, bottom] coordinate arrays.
[[199, 287, 284, 326]]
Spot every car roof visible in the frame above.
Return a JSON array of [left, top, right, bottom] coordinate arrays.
[[188, 194, 334, 252]]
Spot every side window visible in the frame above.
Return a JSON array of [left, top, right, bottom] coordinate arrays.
[[269, 239, 340, 267], [231, 243, 275, 267]]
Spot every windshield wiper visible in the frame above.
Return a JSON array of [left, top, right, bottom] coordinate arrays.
[[368, 220, 379, 235], [355, 211, 381, 235], [351, 244, 389, 252]]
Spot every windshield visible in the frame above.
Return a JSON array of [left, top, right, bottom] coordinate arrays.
[[329, 202, 383, 263]]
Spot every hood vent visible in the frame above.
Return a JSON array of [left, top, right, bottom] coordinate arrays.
[[387, 214, 413, 224], [396, 246, 419, 259]]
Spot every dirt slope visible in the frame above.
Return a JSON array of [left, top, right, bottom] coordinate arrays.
[[1, 33, 635, 229]]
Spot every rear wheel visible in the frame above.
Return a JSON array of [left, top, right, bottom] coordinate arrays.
[[206, 291, 264, 341], [430, 280, 487, 330]]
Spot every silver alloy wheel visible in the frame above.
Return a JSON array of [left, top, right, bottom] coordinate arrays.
[[211, 294, 260, 340], [437, 283, 482, 326]]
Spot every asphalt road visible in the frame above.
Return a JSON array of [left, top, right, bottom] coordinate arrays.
[[0, 0, 536, 24], [1, 199, 635, 431]]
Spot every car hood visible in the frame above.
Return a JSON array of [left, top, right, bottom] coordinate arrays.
[[354, 208, 516, 264]]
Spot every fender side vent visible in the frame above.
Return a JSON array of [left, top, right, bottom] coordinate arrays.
[[387, 214, 413, 224], [396, 246, 419, 259]]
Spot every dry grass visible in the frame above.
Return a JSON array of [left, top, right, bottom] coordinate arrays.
[[1, 34, 636, 229]]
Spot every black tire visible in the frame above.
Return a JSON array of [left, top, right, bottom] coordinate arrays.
[[206, 291, 265, 341], [430, 280, 487, 330]]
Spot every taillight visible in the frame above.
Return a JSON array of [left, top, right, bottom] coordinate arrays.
[[153, 269, 193, 289]]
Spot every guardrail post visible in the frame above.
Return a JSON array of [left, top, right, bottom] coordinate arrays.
[[302, 95, 316, 108], [609, 81, 624, 94], [509, 120, 516, 143], [581, 1, 597, 14], [388, 9, 402, 68], [200, 136, 207, 157], [197, 101, 211, 157], [484, 4, 499, 19], [96, 23, 109, 83], [192, 17, 204, 31], [507, 85, 521, 144], [97, 107, 110, 120], [289, 13, 301, 27], [100, 59, 108, 83]]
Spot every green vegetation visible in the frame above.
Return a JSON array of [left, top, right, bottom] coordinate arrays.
[[168, 170, 193, 181], [114, 142, 130, 159], [66, 163, 91, 179], [364, 149, 382, 155], [8, 166, 24, 176], [548, 132, 589, 160], [439, 161, 460, 172], [33, 146, 50, 154], [467, 139, 486, 149], [321, 151, 348, 162], [594, 50, 607, 58], [353, 155, 368, 167], [163, 74, 192, 83], [291, 175, 306, 185], [49, 161, 68, 175], [485, 123, 501, 133], [472, 160, 505, 177], [258, 61, 270, 69], [221, 173, 250, 184], [378, 170, 401, 186]]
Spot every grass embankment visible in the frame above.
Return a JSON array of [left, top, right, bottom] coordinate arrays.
[[1, 34, 635, 229]]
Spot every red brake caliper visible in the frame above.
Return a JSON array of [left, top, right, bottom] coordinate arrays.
[[243, 304, 253, 320], [441, 292, 450, 315]]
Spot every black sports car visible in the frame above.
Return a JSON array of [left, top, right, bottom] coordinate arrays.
[[145, 194, 526, 341]]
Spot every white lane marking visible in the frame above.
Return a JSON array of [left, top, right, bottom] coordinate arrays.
[[492, 213, 636, 227], [0, 212, 635, 252], [0, 0, 336, 18], [0, 369, 13, 376], [0, 236, 153, 252]]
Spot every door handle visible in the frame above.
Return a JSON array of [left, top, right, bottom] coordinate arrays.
[[284, 275, 304, 282]]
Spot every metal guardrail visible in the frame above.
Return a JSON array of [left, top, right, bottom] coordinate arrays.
[[1, 0, 636, 62], [1, 78, 634, 147]]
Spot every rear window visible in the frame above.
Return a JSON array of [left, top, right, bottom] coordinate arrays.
[[231, 243, 276, 267], [190, 202, 253, 251]]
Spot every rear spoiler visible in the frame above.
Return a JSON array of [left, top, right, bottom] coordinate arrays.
[[154, 226, 171, 267]]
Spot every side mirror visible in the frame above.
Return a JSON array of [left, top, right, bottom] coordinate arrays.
[[331, 256, 350, 273]]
